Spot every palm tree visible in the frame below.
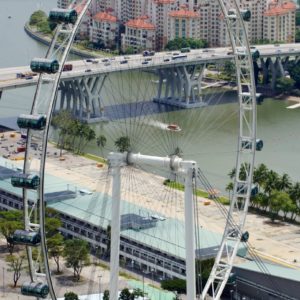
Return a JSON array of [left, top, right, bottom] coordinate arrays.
[[253, 163, 268, 191], [288, 182, 300, 220], [276, 173, 292, 192], [96, 135, 107, 156], [225, 182, 234, 199], [264, 170, 279, 196]]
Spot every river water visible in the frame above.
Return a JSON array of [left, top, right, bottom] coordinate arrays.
[[0, 0, 299, 193]]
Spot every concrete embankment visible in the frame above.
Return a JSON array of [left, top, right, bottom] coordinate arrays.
[[24, 22, 98, 59]]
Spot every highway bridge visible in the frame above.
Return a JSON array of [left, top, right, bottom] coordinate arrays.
[[0, 43, 299, 92], [0, 43, 299, 122]]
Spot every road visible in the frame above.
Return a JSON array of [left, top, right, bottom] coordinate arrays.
[[0, 43, 299, 91]]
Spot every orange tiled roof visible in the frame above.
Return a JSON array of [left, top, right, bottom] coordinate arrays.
[[153, 0, 175, 4], [264, 1, 296, 16], [169, 9, 200, 18], [125, 18, 155, 30], [93, 12, 117, 22]]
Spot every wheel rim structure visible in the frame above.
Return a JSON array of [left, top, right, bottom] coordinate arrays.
[[14, 0, 257, 299], [18, 1, 93, 299], [201, 0, 257, 299]]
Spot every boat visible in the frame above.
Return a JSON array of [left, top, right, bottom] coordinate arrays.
[[167, 124, 181, 131]]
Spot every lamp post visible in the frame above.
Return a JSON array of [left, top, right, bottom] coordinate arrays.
[[98, 275, 102, 300]]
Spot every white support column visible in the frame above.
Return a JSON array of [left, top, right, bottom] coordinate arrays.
[[110, 164, 122, 300], [184, 167, 196, 300]]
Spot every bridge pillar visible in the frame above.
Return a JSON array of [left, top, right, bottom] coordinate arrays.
[[154, 65, 206, 108], [57, 75, 107, 122], [0, 90, 2, 100]]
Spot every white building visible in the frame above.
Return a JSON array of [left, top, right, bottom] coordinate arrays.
[[168, 6, 200, 41], [122, 17, 156, 52], [91, 12, 118, 48], [263, 0, 296, 43]]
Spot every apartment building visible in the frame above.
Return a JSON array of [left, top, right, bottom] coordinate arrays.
[[168, 6, 201, 40], [263, 0, 296, 43], [91, 12, 118, 48], [122, 16, 156, 52]]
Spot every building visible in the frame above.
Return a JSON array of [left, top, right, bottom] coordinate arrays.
[[91, 12, 118, 48], [0, 157, 247, 282], [168, 6, 200, 41], [263, 0, 296, 43], [122, 17, 156, 52]]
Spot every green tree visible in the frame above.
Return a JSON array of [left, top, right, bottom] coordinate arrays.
[[288, 182, 300, 220], [165, 37, 207, 50], [115, 136, 131, 152], [47, 233, 64, 273], [264, 170, 279, 196], [276, 77, 295, 93], [45, 217, 62, 238], [105, 225, 111, 257], [276, 173, 292, 192], [63, 239, 90, 281], [29, 10, 47, 26], [288, 62, 300, 87], [124, 47, 135, 54], [97, 135, 107, 149], [253, 163, 268, 191], [226, 182, 234, 199], [119, 288, 132, 300], [6, 252, 26, 287], [103, 290, 110, 300], [269, 191, 288, 222], [0, 210, 23, 254], [222, 61, 236, 81], [161, 278, 186, 294], [64, 291, 79, 300]]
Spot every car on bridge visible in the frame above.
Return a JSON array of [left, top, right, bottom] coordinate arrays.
[[120, 60, 128, 64]]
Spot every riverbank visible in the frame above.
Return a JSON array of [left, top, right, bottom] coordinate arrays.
[[24, 22, 107, 59]]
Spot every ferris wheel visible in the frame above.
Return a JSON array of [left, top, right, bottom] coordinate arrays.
[[9, 0, 261, 299]]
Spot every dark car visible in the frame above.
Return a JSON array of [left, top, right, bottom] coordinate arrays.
[[120, 60, 128, 64]]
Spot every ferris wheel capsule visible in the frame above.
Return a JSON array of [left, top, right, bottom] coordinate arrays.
[[49, 8, 78, 24], [12, 229, 41, 246], [17, 114, 46, 130], [21, 282, 49, 298], [30, 58, 59, 74], [11, 173, 40, 190]]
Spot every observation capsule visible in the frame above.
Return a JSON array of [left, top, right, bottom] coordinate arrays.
[[49, 8, 78, 24], [241, 231, 249, 242], [12, 229, 41, 246], [241, 139, 263, 151], [240, 9, 251, 21], [21, 282, 49, 298], [251, 49, 260, 60], [17, 114, 46, 130], [30, 58, 59, 74], [11, 174, 40, 190], [228, 9, 251, 22]]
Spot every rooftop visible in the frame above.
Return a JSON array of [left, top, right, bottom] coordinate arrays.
[[264, 1, 296, 16], [93, 12, 117, 23], [125, 18, 155, 30], [169, 8, 200, 18]]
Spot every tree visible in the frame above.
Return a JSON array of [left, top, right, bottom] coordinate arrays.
[[45, 217, 62, 238], [276, 173, 292, 192], [115, 136, 131, 152], [47, 233, 64, 273], [165, 37, 207, 50], [124, 47, 135, 54], [97, 135, 107, 149], [105, 225, 111, 257], [288, 62, 300, 88], [276, 77, 295, 93], [119, 288, 132, 300], [63, 239, 90, 281], [269, 191, 288, 222], [222, 61, 236, 81], [161, 278, 186, 294], [226, 182, 234, 199], [253, 163, 268, 191], [103, 290, 110, 300], [0, 210, 23, 254], [6, 252, 26, 287], [289, 182, 300, 219], [29, 10, 47, 26], [64, 291, 79, 300], [264, 170, 279, 196]]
